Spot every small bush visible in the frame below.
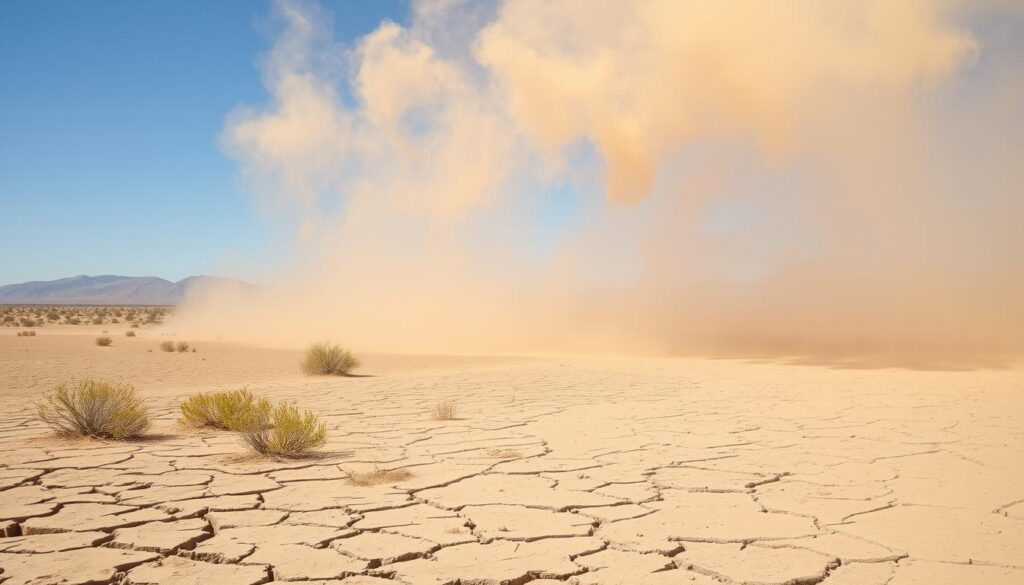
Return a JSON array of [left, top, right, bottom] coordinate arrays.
[[17, 330, 37, 337], [348, 467, 413, 486], [431, 401, 457, 421], [125, 330, 136, 337], [91, 317, 103, 325], [67, 318, 81, 325], [35, 380, 151, 439], [300, 342, 360, 376], [131, 322, 139, 328], [95, 336, 113, 347], [179, 389, 270, 431], [20, 318, 36, 327], [236, 403, 326, 457], [159, 341, 175, 352], [486, 448, 522, 459], [175, 341, 189, 353], [46, 311, 59, 321]]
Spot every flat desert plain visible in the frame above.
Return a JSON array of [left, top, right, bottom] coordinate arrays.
[[1, 325, 1022, 585]]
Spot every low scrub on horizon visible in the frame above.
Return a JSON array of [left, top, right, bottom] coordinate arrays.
[[300, 342, 360, 376], [35, 380, 151, 440]]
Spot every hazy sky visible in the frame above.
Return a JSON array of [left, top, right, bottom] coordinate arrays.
[[0, 0, 405, 284]]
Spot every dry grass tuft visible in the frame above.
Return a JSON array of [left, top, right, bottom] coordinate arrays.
[[431, 400, 457, 421], [175, 341, 190, 353], [179, 389, 270, 431], [95, 336, 113, 347], [159, 341, 175, 352], [236, 403, 327, 457], [300, 341, 360, 376], [35, 380, 151, 439], [17, 330, 37, 337], [486, 448, 522, 459], [348, 467, 413, 486]]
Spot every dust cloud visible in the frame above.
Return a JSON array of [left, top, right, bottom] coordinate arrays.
[[173, 0, 1024, 367]]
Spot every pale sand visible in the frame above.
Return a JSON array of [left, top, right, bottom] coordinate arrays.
[[0, 326, 1022, 584]]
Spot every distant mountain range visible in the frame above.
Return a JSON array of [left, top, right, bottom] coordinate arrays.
[[0, 275, 255, 305]]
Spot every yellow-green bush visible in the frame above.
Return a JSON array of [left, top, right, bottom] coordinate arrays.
[[237, 403, 327, 457], [35, 380, 151, 439], [300, 341, 360, 376], [179, 389, 270, 431]]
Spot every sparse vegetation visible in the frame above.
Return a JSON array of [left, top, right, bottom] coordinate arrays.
[[236, 403, 327, 457], [175, 341, 190, 353], [179, 389, 270, 431], [125, 330, 136, 337], [66, 318, 81, 325], [348, 467, 413, 486], [95, 336, 113, 346], [431, 400, 457, 421], [91, 317, 103, 325], [300, 341, 360, 376], [35, 380, 151, 439], [159, 341, 175, 352], [486, 448, 522, 459], [17, 330, 37, 337], [20, 318, 36, 327]]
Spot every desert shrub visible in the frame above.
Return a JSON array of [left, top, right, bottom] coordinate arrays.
[[20, 318, 36, 327], [236, 403, 326, 457], [159, 341, 175, 352], [348, 467, 413, 486], [66, 318, 81, 325], [35, 380, 151, 439], [111, 318, 119, 324], [179, 389, 270, 431], [175, 341, 189, 353], [95, 336, 113, 346], [17, 330, 37, 337], [2, 315, 13, 323], [125, 331, 136, 337], [300, 342, 360, 376], [131, 322, 139, 328], [46, 311, 59, 321], [91, 317, 103, 325], [431, 401, 457, 421], [486, 448, 522, 458]]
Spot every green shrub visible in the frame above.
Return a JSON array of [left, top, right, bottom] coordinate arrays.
[[175, 341, 190, 353], [236, 403, 327, 457], [35, 380, 151, 439], [300, 342, 360, 376], [95, 336, 113, 347], [179, 389, 270, 431], [159, 341, 175, 352]]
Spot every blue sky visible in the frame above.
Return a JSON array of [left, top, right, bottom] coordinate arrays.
[[0, 0, 406, 284]]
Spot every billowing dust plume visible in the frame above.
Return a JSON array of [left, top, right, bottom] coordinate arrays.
[[174, 0, 1024, 367]]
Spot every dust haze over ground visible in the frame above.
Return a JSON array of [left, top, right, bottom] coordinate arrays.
[[173, 0, 1024, 367]]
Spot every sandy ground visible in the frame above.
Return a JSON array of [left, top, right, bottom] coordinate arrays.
[[0, 326, 1022, 584]]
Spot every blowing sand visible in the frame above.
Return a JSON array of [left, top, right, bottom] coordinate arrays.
[[0, 326, 1022, 584]]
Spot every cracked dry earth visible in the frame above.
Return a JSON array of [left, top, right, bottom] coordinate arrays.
[[1, 354, 1023, 585]]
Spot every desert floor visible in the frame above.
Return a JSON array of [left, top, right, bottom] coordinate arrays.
[[0, 326, 1022, 585]]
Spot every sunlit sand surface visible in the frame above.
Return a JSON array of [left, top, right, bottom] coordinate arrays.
[[0, 324, 1021, 584]]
